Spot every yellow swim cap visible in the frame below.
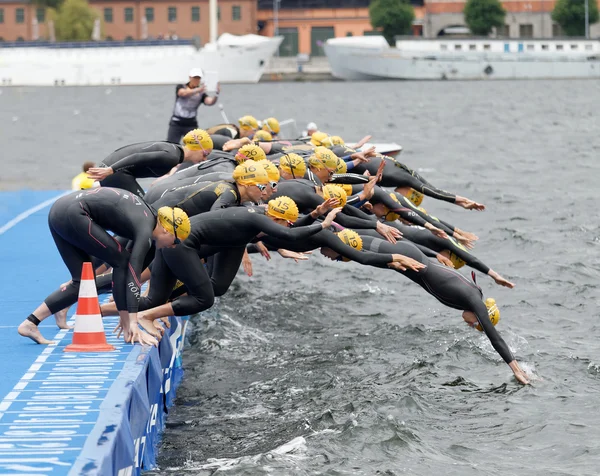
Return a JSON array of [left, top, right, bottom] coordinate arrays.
[[407, 188, 424, 207], [339, 184, 353, 197], [335, 157, 347, 174], [266, 196, 299, 223], [235, 144, 266, 164], [310, 131, 329, 146], [279, 153, 307, 178], [182, 129, 213, 151], [253, 130, 273, 142], [336, 229, 363, 261], [157, 206, 191, 242], [382, 192, 400, 221], [330, 136, 345, 146], [256, 159, 280, 182], [232, 160, 269, 186], [448, 251, 466, 269], [323, 184, 347, 208], [238, 115, 259, 131], [308, 147, 339, 170], [476, 298, 501, 332], [262, 117, 280, 134]]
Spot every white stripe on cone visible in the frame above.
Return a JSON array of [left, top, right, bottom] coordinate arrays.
[[73, 313, 105, 333], [79, 280, 99, 298]]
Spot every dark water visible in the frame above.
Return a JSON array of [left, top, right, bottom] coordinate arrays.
[[2, 80, 600, 475]]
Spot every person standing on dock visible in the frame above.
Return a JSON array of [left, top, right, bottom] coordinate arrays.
[[167, 68, 221, 144]]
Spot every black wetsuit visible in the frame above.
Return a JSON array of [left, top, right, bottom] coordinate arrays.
[[138, 207, 324, 315], [144, 154, 237, 203], [98, 141, 184, 197], [151, 180, 240, 215], [44, 188, 157, 315], [271, 179, 380, 232], [360, 235, 514, 364], [267, 141, 315, 156], [330, 146, 457, 204]]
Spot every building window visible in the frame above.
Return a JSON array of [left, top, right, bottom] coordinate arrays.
[[191, 6, 200, 22], [36, 8, 45, 22], [497, 24, 509, 36], [168, 6, 177, 22], [104, 8, 113, 23], [519, 24, 533, 38], [106, 36, 113, 41], [346, 32, 353, 37], [17, 36, 24, 41], [145, 7, 154, 22], [585, 44, 593, 50], [454, 44, 462, 50], [0, 9, 4, 24], [556, 44, 564, 50], [16, 8, 25, 24], [124, 7, 133, 23], [232, 5, 241, 20], [570, 44, 578, 50], [542, 44, 549, 50], [552, 23, 563, 37], [483, 44, 490, 50], [217, 7, 221, 20], [469, 44, 476, 50]]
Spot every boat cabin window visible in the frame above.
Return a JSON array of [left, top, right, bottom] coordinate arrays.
[[585, 44, 593, 50], [556, 44, 564, 50], [455, 44, 462, 50], [570, 44, 578, 50], [483, 44, 491, 50], [469, 44, 476, 50], [542, 44, 549, 50], [440, 44, 447, 50], [526, 44, 534, 51]]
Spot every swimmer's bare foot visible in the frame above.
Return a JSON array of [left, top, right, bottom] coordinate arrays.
[[18, 320, 55, 345], [54, 307, 73, 329], [138, 316, 162, 340]]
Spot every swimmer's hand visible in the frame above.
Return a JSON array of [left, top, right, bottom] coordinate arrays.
[[278, 249, 312, 262], [321, 208, 342, 228], [376, 222, 402, 244], [509, 361, 530, 385], [436, 254, 455, 268], [87, 166, 114, 181], [388, 255, 427, 272]]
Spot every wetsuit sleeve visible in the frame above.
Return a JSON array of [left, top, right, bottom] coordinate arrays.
[[413, 244, 438, 258], [476, 302, 515, 364], [334, 206, 378, 230], [377, 190, 429, 227], [210, 189, 239, 210], [107, 150, 182, 174], [125, 235, 152, 313], [313, 229, 395, 266], [255, 214, 322, 241], [293, 213, 317, 227]]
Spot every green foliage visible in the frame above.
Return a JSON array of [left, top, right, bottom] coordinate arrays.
[[54, 0, 100, 41], [463, 0, 506, 36], [33, 0, 65, 10], [369, 0, 415, 46], [552, 0, 599, 36]]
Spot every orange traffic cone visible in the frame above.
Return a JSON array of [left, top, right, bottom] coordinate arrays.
[[64, 262, 115, 352]]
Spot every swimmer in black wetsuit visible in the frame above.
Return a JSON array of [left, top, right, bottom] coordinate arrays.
[[86, 129, 214, 197], [319, 230, 529, 385], [17, 187, 191, 346], [327, 144, 485, 211], [100, 198, 345, 336]]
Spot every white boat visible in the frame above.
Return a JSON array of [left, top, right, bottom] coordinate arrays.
[[0, 33, 283, 87], [324, 35, 600, 81]]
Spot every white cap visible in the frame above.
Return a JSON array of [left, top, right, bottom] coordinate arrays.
[[189, 68, 204, 78], [307, 122, 317, 130]]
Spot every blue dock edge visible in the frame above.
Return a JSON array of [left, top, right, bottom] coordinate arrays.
[[0, 190, 190, 476]]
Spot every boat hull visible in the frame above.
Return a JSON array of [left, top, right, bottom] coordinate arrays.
[[0, 37, 283, 87]]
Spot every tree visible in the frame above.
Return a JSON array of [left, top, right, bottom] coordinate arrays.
[[369, 0, 415, 46], [463, 0, 506, 36], [33, 0, 65, 10], [54, 0, 101, 41], [552, 0, 599, 36]]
